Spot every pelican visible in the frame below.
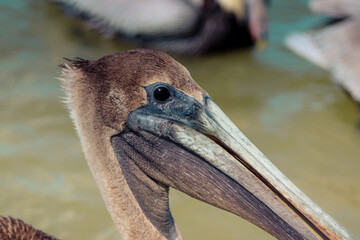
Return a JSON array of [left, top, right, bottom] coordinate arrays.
[[285, 0, 360, 109], [56, 0, 268, 54], [0, 49, 357, 240]]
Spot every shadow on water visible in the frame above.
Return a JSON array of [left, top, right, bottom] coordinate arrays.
[[0, 0, 359, 239]]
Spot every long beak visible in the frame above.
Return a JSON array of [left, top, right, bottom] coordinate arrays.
[[121, 96, 355, 240], [189, 97, 356, 239]]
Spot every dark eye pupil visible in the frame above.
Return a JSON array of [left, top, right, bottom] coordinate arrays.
[[154, 87, 170, 101]]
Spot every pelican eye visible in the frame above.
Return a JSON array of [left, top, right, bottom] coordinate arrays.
[[153, 87, 170, 101]]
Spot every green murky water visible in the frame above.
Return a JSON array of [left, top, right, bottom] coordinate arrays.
[[0, 0, 359, 239]]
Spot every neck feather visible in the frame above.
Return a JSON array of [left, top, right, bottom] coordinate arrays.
[[61, 67, 182, 239]]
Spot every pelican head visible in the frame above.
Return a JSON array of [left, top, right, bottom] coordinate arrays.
[[60, 49, 355, 240]]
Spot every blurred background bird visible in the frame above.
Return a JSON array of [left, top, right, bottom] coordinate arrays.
[[285, 0, 360, 115], [55, 0, 269, 54]]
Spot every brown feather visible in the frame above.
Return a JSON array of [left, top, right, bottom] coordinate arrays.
[[58, 49, 204, 239], [0, 216, 58, 240]]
